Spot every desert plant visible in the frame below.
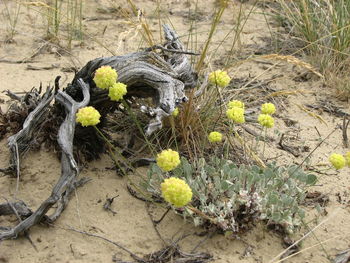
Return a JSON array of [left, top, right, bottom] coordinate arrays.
[[276, 0, 350, 72], [44, 0, 62, 41], [41, 0, 83, 47], [66, 0, 83, 48], [142, 156, 317, 235]]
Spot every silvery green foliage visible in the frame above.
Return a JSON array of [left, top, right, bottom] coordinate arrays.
[[143, 157, 317, 234]]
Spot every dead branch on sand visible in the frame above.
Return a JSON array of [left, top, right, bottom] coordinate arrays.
[[0, 25, 197, 241]]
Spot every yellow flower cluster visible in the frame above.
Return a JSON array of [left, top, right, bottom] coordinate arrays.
[[261, 103, 276, 115], [156, 149, 181, 172], [209, 70, 231, 88], [258, 102, 276, 128], [76, 106, 101, 127], [93, 66, 128, 101], [161, 177, 192, 208], [228, 100, 244, 109], [329, 153, 345, 170], [109, 82, 127, 101], [208, 131, 222, 143], [329, 152, 350, 170], [226, 107, 245, 124], [258, 114, 274, 128], [172, 107, 179, 117], [93, 66, 118, 90]]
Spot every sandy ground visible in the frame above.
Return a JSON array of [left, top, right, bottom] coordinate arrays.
[[0, 1, 349, 262]]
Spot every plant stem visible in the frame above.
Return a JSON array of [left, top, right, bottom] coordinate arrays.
[[196, 1, 227, 72], [153, 207, 171, 224], [290, 128, 337, 176], [121, 99, 156, 155], [93, 126, 128, 176], [262, 127, 267, 158], [254, 128, 263, 153]]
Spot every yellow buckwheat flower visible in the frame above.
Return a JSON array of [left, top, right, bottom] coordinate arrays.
[[329, 153, 345, 170], [172, 107, 179, 117], [156, 149, 181, 172], [228, 100, 244, 109], [226, 107, 245, 124], [345, 152, 350, 167], [76, 106, 101, 127], [208, 131, 222, 143], [109, 82, 127, 101], [258, 114, 274, 128], [93, 66, 118, 90], [261, 103, 276, 115], [209, 70, 231, 88], [161, 177, 192, 208]]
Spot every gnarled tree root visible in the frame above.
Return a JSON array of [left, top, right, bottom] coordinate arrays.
[[7, 87, 55, 178], [0, 25, 196, 240], [0, 80, 89, 240]]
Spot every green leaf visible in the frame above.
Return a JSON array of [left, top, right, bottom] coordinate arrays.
[[268, 193, 279, 204], [182, 159, 192, 180], [306, 174, 317, 185], [298, 208, 305, 219], [315, 204, 323, 214], [263, 168, 275, 180], [213, 175, 221, 189], [272, 211, 281, 222], [282, 195, 293, 206], [294, 171, 306, 183]]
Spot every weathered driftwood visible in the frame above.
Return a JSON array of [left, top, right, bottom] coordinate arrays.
[[68, 25, 196, 135], [0, 25, 197, 240], [0, 80, 90, 240], [7, 87, 55, 178]]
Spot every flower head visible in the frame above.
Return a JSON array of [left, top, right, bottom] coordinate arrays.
[[108, 82, 127, 101], [345, 152, 350, 167], [208, 131, 222, 143], [258, 114, 274, 128], [261, 103, 276, 115], [76, 106, 101, 127], [93, 66, 118, 90], [209, 70, 231, 88], [172, 107, 179, 117], [226, 107, 245, 124], [329, 153, 345, 170], [161, 177, 192, 208], [156, 149, 181, 172], [228, 100, 244, 109]]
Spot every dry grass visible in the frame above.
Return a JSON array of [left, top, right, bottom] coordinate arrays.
[[1, 0, 22, 42], [261, 54, 323, 78], [275, 0, 350, 97]]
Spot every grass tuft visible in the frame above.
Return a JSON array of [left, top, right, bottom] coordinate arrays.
[[276, 0, 350, 97]]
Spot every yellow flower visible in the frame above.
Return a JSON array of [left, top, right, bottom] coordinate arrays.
[[261, 103, 276, 115], [109, 82, 127, 101], [156, 149, 181, 172], [345, 152, 350, 167], [208, 131, 222, 143], [258, 114, 274, 128], [209, 70, 231, 88], [76, 106, 101, 127], [172, 107, 179, 117], [329, 153, 345, 170], [226, 107, 245, 124], [228, 100, 244, 109], [161, 177, 192, 208], [93, 66, 118, 90]]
